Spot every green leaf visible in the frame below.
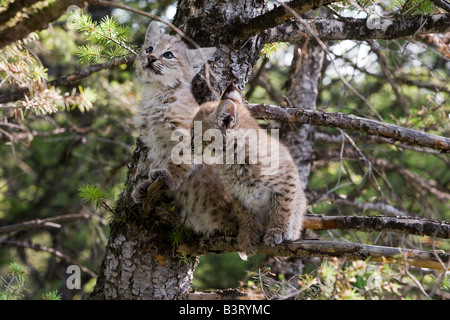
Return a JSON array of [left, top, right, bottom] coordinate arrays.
[[41, 290, 62, 300], [78, 184, 111, 209]]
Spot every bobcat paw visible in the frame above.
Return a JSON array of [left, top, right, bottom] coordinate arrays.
[[222, 224, 238, 237], [263, 228, 284, 246], [131, 169, 170, 204], [238, 231, 260, 255], [150, 169, 176, 190], [131, 180, 154, 203]]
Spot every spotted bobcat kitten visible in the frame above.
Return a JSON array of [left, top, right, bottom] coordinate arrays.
[[132, 21, 238, 237], [192, 84, 306, 253]]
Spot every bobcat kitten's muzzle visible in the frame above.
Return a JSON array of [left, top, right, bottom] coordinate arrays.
[[146, 55, 163, 75]]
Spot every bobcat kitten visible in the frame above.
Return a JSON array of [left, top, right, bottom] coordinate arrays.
[[132, 21, 238, 236], [192, 84, 306, 254]]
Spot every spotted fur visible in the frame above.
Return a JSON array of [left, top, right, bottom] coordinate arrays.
[[132, 22, 238, 236], [193, 84, 307, 255]]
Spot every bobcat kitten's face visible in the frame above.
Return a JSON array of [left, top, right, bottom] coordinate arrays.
[[136, 22, 215, 88]]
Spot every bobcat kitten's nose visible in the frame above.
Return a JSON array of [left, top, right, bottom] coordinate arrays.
[[148, 55, 157, 63]]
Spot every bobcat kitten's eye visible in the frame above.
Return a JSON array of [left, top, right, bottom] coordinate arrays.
[[145, 46, 153, 54], [163, 52, 174, 59]]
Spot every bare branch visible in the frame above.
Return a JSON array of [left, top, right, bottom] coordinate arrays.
[[429, 0, 450, 12], [317, 194, 410, 217], [367, 40, 410, 115], [0, 238, 97, 278], [246, 103, 450, 152], [313, 148, 450, 202], [178, 238, 449, 271], [261, 14, 450, 44], [302, 214, 450, 239], [0, 213, 91, 234]]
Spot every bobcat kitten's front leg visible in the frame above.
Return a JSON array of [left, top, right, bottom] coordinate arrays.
[[132, 162, 191, 204], [232, 200, 262, 255], [131, 172, 166, 204]]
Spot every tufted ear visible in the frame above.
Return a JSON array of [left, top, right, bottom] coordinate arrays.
[[221, 83, 243, 104], [145, 21, 162, 43], [188, 47, 216, 74], [215, 99, 237, 130]]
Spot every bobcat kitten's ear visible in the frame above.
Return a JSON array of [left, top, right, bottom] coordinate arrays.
[[221, 83, 243, 104], [188, 47, 216, 74], [145, 21, 162, 43], [216, 100, 237, 130]]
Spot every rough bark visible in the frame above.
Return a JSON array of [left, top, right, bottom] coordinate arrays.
[[260, 13, 450, 44], [174, 0, 266, 101], [90, 0, 268, 300], [281, 41, 325, 188], [230, 0, 340, 41], [90, 139, 199, 299]]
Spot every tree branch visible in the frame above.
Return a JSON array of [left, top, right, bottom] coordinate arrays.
[[0, 212, 91, 234], [0, 55, 134, 104], [231, 0, 341, 40], [0, 0, 42, 25], [316, 194, 411, 217], [260, 13, 450, 44], [0, 238, 97, 278], [178, 238, 449, 271], [302, 214, 450, 239], [246, 103, 450, 152], [429, 0, 450, 12], [0, 0, 99, 49]]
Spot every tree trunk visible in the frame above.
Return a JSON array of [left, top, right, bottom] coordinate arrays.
[[90, 139, 200, 299], [90, 0, 267, 300], [281, 40, 325, 188]]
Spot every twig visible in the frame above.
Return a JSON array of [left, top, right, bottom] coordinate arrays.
[[0, 213, 91, 234], [277, 1, 383, 121], [402, 252, 432, 299], [367, 40, 409, 115], [0, 238, 97, 278], [429, 241, 450, 298]]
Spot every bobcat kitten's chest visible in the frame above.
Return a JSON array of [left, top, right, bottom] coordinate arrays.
[[135, 85, 198, 169]]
